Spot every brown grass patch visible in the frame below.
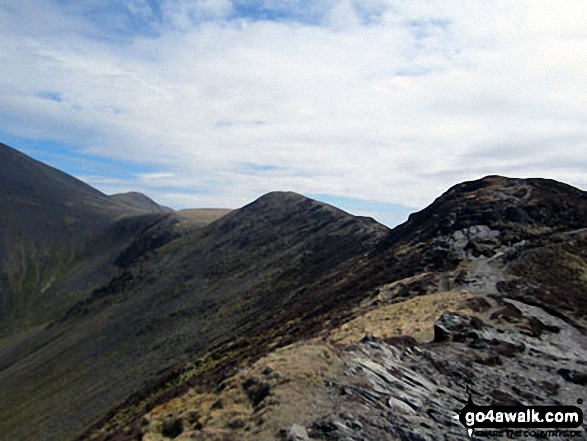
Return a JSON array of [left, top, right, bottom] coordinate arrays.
[[143, 340, 343, 441], [328, 290, 479, 344]]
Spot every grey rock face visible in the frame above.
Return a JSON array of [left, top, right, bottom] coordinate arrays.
[[433, 311, 483, 342], [317, 308, 587, 440], [448, 225, 500, 252]]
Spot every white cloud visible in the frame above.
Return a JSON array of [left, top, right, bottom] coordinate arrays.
[[0, 0, 586, 225], [137, 172, 176, 180], [159, 0, 233, 28]]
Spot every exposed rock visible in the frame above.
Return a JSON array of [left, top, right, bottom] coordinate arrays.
[[461, 296, 492, 313], [490, 303, 523, 323], [433, 311, 482, 342], [557, 368, 587, 386], [468, 337, 525, 357], [523, 316, 545, 337], [447, 225, 500, 254], [490, 389, 523, 406], [279, 423, 310, 441], [382, 335, 419, 350]]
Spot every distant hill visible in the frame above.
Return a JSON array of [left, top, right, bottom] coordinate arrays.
[[0, 145, 386, 441], [0, 145, 235, 340], [1, 144, 586, 441], [110, 191, 171, 213], [0, 143, 176, 334], [175, 208, 234, 231]]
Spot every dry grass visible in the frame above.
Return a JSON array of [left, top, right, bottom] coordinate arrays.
[[328, 290, 478, 344], [176, 209, 232, 226], [143, 340, 343, 441], [142, 290, 486, 440]]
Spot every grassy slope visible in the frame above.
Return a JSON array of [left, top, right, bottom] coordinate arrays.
[[0, 192, 388, 441]]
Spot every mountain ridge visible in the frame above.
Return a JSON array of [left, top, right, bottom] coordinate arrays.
[[0, 144, 392, 441], [114, 175, 587, 441], [1, 144, 586, 440], [0, 143, 177, 335], [82, 175, 587, 440]]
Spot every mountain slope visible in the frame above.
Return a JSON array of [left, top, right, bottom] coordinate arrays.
[[2, 148, 586, 441], [0, 174, 389, 441], [87, 176, 587, 441], [110, 192, 171, 213], [0, 143, 174, 335]]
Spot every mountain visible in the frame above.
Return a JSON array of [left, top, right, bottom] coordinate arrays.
[[81, 176, 587, 441], [0, 143, 180, 336], [1, 146, 586, 441], [110, 192, 171, 213], [0, 146, 388, 441]]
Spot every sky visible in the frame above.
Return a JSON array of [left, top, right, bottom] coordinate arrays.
[[0, 0, 586, 227]]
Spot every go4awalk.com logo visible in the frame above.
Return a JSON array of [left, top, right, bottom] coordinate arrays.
[[454, 396, 584, 438]]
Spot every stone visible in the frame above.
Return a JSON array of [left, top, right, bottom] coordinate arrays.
[[433, 312, 480, 342], [279, 423, 310, 441], [557, 368, 587, 386]]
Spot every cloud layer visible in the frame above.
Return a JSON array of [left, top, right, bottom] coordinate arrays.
[[1, 0, 586, 226]]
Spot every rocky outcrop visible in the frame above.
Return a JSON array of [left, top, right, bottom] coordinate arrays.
[[140, 291, 587, 440]]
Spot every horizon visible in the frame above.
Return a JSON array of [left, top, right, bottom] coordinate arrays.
[[1, 1, 586, 227]]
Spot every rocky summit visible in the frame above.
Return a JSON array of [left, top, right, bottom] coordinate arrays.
[[0, 145, 586, 441]]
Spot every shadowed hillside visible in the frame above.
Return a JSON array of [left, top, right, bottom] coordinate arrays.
[[0, 143, 178, 336], [0, 149, 388, 441], [1, 147, 586, 441]]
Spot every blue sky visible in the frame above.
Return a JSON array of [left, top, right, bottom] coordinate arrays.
[[1, 1, 586, 227]]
